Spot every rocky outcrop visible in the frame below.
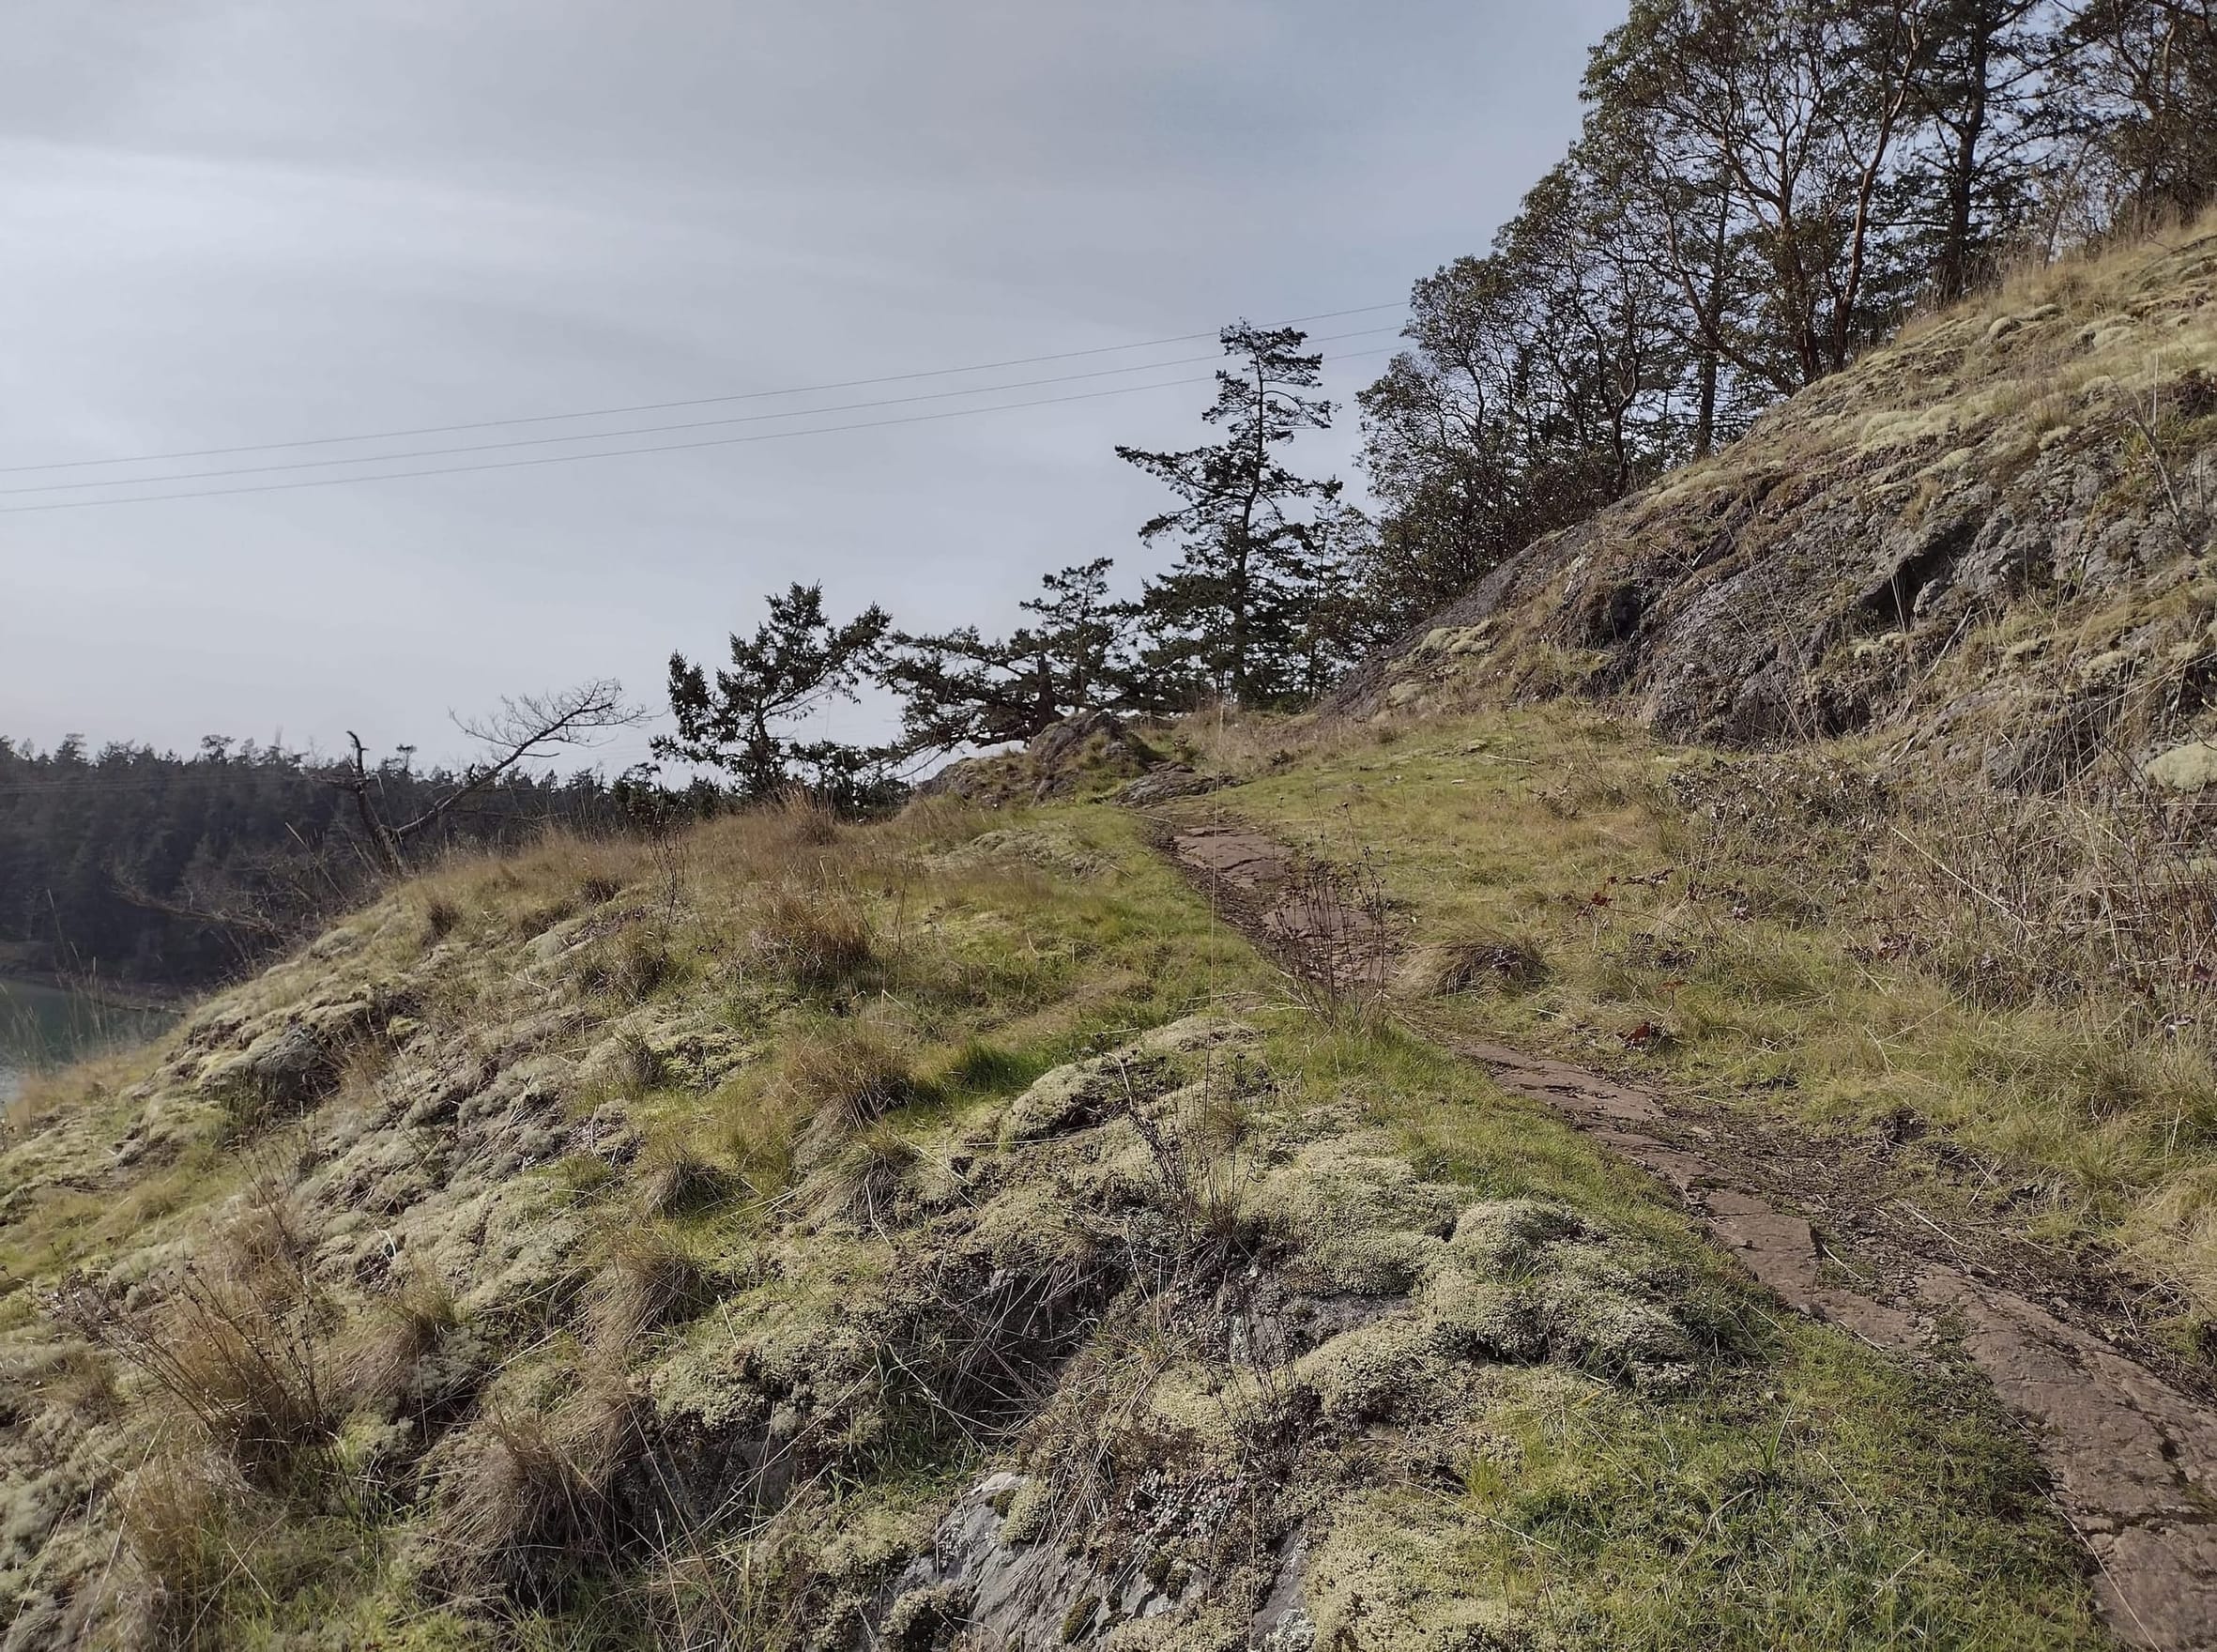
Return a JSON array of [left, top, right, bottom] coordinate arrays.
[[1339, 233, 2217, 789], [921, 711, 1163, 805]]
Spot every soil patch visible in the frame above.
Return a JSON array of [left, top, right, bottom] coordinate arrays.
[[1168, 826, 1395, 995]]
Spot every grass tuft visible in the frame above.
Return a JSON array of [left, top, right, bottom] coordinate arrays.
[[635, 1145, 736, 1217], [775, 1023, 922, 1170], [749, 884, 875, 988], [581, 1225, 713, 1354], [1399, 936, 1548, 998]]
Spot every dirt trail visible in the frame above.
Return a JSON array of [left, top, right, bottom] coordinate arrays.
[[1167, 821, 2217, 1652]]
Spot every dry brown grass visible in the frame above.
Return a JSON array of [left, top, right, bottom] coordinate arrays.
[[746, 883, 875, 988], [421, 892, 463, 942], [346, 1267, 459, 1407], [1166, 697, 1426, 785], [633, 1492, 825, 1650], [636, 1144, 736, 1217], [2, 1043, 149, 1139], [1664, 739, 2217, 1297], [774, 1023, 921, 1171], [580, 1225, 712, 1354], [1691, 744, 2217, 1028], [806, 1120, 921, 1231], [573, 922, 675, 1004], [1017, 1310, 1186, 1545], [682, 793, 852, 895], [1397, 936, 1549, 999], [111, 1446, 262, 1640], [434, 1380, 637, 1601]]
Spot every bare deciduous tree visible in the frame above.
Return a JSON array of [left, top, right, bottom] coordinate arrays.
[[334, 679, 644, 872]]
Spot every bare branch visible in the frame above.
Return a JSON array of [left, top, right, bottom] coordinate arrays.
[[340, 681, 645, 871]]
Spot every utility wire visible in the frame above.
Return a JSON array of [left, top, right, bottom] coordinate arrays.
[[0, 325, 1403, 498], [0, 301, 1406, 476], [0, 345, 1399, 516]]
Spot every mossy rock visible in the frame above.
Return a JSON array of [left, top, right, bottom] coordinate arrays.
[[2148, 740, 2217, 792]]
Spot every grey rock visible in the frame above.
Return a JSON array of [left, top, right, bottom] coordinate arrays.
[[1118, 765, 1224, 805]]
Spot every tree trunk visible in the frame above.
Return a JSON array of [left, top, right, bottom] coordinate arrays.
[[1939, 5, 1994, 303]]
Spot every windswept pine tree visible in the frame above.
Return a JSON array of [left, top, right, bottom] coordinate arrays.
[[657, 584, 900, 810], [877, 558, 1139, 754], [1118, 326, 1353, 710]]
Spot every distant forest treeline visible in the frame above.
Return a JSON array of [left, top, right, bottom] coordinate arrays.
[[0, 735, 700, 992]]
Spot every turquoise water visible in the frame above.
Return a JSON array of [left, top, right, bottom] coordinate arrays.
[[0, 978, 172, 1102]]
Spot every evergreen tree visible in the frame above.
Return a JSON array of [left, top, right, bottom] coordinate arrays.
[[1901, 0, 2056, 303], [656, 584, 898, 808], [878, 558, 1137, 753], [1118, 325, 1345, 709]]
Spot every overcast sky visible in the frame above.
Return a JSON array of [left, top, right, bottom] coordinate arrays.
[[0, 0, 1619, 771]]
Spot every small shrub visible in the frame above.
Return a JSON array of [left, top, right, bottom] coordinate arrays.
[[52, 1246, 341, 1482], [1121, 1093, 1259, 1254]]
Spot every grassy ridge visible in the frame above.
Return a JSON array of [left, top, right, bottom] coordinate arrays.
[[1192, 705, 2217, 1348], [0, 790, 2107, 1648]]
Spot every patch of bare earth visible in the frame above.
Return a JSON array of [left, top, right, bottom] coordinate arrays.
[[1164, 819, 2217, 1652]]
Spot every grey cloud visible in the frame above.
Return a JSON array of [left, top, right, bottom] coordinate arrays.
[[0, 0, 1621, 769]]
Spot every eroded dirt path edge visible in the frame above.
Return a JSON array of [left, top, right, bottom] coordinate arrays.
[[1158, 819, 2217, 1652]]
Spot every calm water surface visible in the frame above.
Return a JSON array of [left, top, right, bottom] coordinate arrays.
[[0, 978, 173, 1102]]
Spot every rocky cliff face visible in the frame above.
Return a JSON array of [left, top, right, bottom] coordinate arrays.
[[1340, 230, 2217, 792]]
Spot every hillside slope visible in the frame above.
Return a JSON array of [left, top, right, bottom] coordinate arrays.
[[1341, 229, 2217, 791], [0, 790, 2115, 1650]]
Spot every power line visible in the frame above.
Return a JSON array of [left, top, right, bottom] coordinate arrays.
[[0, 326, 1403, 498], [0, 345, 1399, 516], [0, 302, 1407, 476]]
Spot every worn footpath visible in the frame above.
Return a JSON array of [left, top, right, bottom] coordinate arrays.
[[1168, 820, 2217, 1652]]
